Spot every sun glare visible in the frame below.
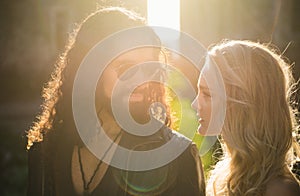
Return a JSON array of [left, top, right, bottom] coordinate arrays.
[[147, 0, 180, 37]]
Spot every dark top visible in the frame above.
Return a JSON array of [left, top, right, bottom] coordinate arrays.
[[265, 177, 300, 196], [27, 126, 205, 196]]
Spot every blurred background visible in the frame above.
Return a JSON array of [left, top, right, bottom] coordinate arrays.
[[0, 0, 299, 195]]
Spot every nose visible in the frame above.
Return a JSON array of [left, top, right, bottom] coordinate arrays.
[[191, 96, 199, 111]]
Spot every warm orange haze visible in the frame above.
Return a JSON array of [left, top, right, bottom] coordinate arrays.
[[0, 0, 299, 195]]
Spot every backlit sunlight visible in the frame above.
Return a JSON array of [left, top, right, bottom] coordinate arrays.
[[147, 0, 180, 30], [147, 0, 180, 41]]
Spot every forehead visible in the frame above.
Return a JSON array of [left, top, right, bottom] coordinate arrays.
[[197, 55, 218, 87], [198, 73, 208, 88], [111, 47, 160, 67], [198, 57, 227, 98]]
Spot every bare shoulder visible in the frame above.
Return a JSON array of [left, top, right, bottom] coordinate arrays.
[[265, 177, 300, 196]]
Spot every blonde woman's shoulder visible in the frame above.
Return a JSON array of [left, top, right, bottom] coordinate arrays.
[[265, 177, 300, 196]]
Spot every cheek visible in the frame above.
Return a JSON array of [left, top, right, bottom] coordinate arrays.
[[206, 99, 212, 113], [202, 98, 212, 117], [207, 104, 212, 121], [199, 96, 211, 108]]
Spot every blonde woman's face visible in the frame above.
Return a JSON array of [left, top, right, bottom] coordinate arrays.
[[192, 57, 226, 136], [192, 75, 212, 135]]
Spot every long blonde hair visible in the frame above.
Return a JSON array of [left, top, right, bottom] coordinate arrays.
[[206, 40, 299, 195]]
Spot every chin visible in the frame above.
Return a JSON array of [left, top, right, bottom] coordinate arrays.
[[130, 112, 151, 125], [198, 129, 208, 136], [198, 127, 220, 136], [197, 126, 206, 135]]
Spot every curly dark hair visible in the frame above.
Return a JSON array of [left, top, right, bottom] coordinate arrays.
[[26, 7, 172, 150]]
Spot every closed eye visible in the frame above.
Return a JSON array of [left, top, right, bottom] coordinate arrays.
[[200, 90, 211, 98], [115, 62, 134, 75], [114, 63, 137, 81], [119, 66, 139, 81], [199, 84, 211, 98]]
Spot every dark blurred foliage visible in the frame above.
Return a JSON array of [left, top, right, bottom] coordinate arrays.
[[0, 128, 28, 196]]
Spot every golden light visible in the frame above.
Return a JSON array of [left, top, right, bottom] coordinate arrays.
[[147, 0, 180, 31]]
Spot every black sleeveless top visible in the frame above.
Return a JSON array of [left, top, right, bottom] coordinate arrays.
[[27, 127, 206, 196]]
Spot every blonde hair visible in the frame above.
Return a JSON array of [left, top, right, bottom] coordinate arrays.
[[206, 40, 299, 195]]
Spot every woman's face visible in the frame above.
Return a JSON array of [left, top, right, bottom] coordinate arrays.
[[101, 47, 159, 96], [192, 57, 226, 136], [192, 74, 212, 135], [98, 47, 162, 123]]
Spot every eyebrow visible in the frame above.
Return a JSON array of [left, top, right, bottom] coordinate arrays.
[[199, 85, 209, 91], [113, 61, 135, 70]]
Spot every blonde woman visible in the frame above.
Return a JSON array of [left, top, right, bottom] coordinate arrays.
[[192, 40, 300, 195]]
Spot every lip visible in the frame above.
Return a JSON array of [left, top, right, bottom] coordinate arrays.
[[198, 118, 204, 123], [196, 113, 204, 122]]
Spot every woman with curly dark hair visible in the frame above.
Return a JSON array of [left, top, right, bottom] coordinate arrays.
[[27, 7, 205, 196]]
